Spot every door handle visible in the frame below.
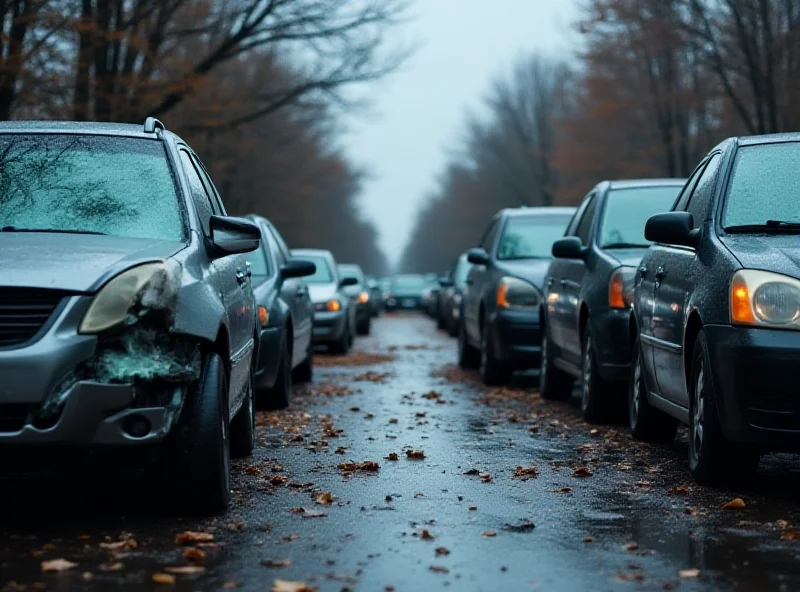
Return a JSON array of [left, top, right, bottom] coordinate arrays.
[[236, 270, 247, 285], [638, 265, 647, 278], [559, 279, 567, 288], [546, 278, 554, 288], [466, 279, 473, 286], [296, 287, 307, 297], [654, 266, 666, 285]]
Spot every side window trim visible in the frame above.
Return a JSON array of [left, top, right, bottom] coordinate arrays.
[[672, 158, 709, 212], [189, 153, 224, 216], [684, 153, 721, 216], [479, 219, 498, 252], [568, 191, 596, 238], [178, 147, 216, 235], [575, 192, 598, 245]]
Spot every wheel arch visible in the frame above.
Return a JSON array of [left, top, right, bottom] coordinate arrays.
[[683, 309, 704, 391], [578, 301, 590, 344]]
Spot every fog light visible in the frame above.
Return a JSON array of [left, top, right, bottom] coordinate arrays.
[[122, 415, 152, 439]]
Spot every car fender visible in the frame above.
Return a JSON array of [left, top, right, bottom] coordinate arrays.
[[172, 277, 228, 343]]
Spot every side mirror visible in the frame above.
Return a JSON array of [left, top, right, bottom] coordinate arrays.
[[551, 237, 586, 259], [208, 215, 260, 258], [645, 212, 698, 248], [467, 247, 490, 266], [340, 277, 359, 288], [439, 275, 454, 287], [281, 258, 316, 279]]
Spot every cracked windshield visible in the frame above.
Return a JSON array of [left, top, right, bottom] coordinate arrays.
[[2, 2, 800, 592]]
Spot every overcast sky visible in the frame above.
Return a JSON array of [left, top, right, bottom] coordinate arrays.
[[342, 0, 579, 269]]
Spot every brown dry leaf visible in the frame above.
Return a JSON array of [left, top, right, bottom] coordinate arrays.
[[624, 542, 639, 551], [406, 450, 425, 460], [584, 537, 594, 543], [420, 529, 435, 540], [572, 467, 593, 478], [262, 559, 292, 568], [388, 418, 398, 424], [512, 465, 539, 480], [98, 562, 125, 572], [722, 498, 746, 510], [175, 531, 214, 545], [315, 492, 335, 505], [99, 538, 138, 551], [553, 487, 572, 494], [678, 568, 701, 579], [183, 548, 206, 562], [435, 547, 450, 556], [429, 566, 449, 574], [421, 390, 442, 400], [482, 531, 497, 538], [164, 566, 205, 575], [82, 572, 94, 581], [781, 530, 800, 541], [223, 582, 241, 589], [337, 461, 380, 473], [289, 508, 326, 518], [270, 475, 290, 486], [271, 579, 317, 592], [41, 559, 78, 572], [668, 486, 689, 495], [480, 472, 493, 483], [777, 519, 790, 528], [385, 452, 399, 461], [468, 506, 478, 511], [152, 573, 177, 584]]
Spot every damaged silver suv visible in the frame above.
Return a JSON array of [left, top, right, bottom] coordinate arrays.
[[0, 119, 262, 513]]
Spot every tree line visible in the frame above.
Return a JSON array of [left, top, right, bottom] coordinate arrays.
[[399, 0, 800, 273], [0, 0, 409, 275]]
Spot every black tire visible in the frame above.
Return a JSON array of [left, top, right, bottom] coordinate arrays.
[[293, 340, 313, 383], [437, 304, 447, 330], [447, 313, 459, 338], [259, 332, 291, 410], [163, 352, 230, 514], [480, 318, 510, 386], [356, 316, 371, 336], [457, 318, 480, 369], [230, 365, 255, 458], [330, 324, 350, 355], [629, 334, 678, 443], [540, 328, 573, 401], [688, 330, 759, 484], [580, 326, 612, 423]]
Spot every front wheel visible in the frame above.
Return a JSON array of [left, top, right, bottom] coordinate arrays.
[[356, 316, 371, 336], [580, 327, 612, 423], [457, 319, 480, 369], [629, 335, 678, 443], [259, 331, 291, 409], [539, 329, 573, 400], [480, 319, 510, 386], [688, 330, 759, 484], [293, 340, 313, 383], [330, 323, 350, 354], [230, 365, 255, 458]]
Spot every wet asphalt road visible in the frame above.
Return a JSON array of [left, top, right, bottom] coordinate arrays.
[[3, 314, 800, 592]]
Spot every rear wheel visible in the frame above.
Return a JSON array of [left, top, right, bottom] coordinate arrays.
[[629, 335, 678, 443], [230, 365, 255, 458], [688, 330, 759, 484], [162, 352, 230, 514], [356, 315, 371, 336], [539, 328, 573, 401], [330, 324, 350, 355], [480, 319, 510, 386], [457, 319, 480, 369], [293, 340, 313, 383]]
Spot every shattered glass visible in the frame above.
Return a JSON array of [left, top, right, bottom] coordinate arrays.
[[0, 134, 185, 241]]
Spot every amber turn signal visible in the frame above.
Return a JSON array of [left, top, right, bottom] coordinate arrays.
[[258, 305, 269, 327], [357, 291, 370, 304], [327, 299, 341, 312], [730, 275, 755, 324], [608, 272, 625, 309]]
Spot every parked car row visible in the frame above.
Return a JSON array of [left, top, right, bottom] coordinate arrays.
[[418, 132, 800, 485], [0, 118, 378, 514]]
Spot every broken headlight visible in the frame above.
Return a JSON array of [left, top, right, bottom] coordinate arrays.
[[79, 261, 182, 334]]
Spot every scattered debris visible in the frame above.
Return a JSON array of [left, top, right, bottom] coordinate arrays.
[[722, 498, 746, 510], [41, 559, 78, 572], [406, 449, 425, 459], [512, 465, 539, 480]]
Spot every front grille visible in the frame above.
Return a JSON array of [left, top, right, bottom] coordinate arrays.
[[0, 288, 67, 347]]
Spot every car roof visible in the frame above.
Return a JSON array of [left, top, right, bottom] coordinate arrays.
[[339, 263, 363, 271], [735, 133, 800, 146], [606, 178, 687, 189], [498, 206, 577, 218], [0, 120, 168, 140], [292, 248, 334, 258]]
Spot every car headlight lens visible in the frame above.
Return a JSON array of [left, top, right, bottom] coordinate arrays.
[[79, 261, 181, 334], [496, 277, 541, 309], [325, 299, 342, 312], [357, 291, 370, 304], [609, 266, 637, 309], [731, 269, 800, 327]]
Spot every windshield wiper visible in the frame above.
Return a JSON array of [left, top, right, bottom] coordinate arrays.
[[1, 226, 106, 235], [724, 220, 800, 233], [602, 242, 650, 249]]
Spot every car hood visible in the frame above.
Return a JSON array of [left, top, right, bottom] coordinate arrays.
[[308, 283, 339, 303], [604, 247, 649, 268], [720, 234, 800, 276], [495, 259, 552, 289], [0, 233, 187, 292]]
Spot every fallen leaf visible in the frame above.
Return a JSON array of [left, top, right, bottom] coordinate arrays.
[[722, 498, 746, 510], [152, 573, 176, 584], [463, 468, 480, 476], [624, 542, 639, 551], [315, 492, 335, 505], [183, 548, 206, 562], [480, 473, 493, 483], [99, 538, 138, 551], [41, 559, 78, 572], [337, 461, 379, 473], [678, 568, 700, 579], [584, 537, 594, 543], [388, 418, 398, 424], [98, 562, 125, 572], [435, 547, 450, 556], [82, 572, 93, 581], [385, 452, 398, 461], [261, 559, 292, 568], [164, 566, 205, 575], [429, 566, 449, 574], [420, 529, 434, 540], [406, 450, 425, 460], [553, 487, 572, 494], [512, 465, 539, 480], [668, 486, 689, 495], [271, 579, 317, 592], [270, 475, 289, 486], [175, 531, 214, 545], [503, 521, 535, 533], [289, 508, 326, 518], [572, 467, 593, 478], [781, 530, 800, 541], [482, 531, 497, 537]]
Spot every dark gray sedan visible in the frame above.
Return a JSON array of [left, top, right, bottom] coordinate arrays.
[[0, 119, 261, 513]]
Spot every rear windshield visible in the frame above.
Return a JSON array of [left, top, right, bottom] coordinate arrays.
[[0, 134, 185, 241], [391, 275, 427, 291], [338, 264, 364, 283], [304, 255, 334, 283], [723, 143, 800, 227], [599, 185, 682, 248], [497, 214, 572, 260]]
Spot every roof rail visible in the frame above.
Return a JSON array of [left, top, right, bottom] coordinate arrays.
[[143, 117, 166, 134]]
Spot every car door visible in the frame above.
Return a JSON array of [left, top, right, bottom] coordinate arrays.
[[546, 203, 583, 352], [652, 154, 721, 407], [267, 225, 311, 367], [559, 191, 598, 364], [185, 150, 252, 402], [465, 218, 499, 344]]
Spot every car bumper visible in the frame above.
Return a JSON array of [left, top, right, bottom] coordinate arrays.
[[590, 307, 632, 382], [385, 296, 422, 310], [254, 326, 282, 389], [312, 310, 347, 343], [705, 324, 800, 448], [489, 309, 542, 370]]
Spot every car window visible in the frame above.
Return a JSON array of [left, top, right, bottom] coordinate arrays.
[[339, 265, 364, 284], [179, 150, 216, 235], [267, 225, 291, 261], [479, 219, 499, 252], [454, 256, 471, 286], [576, 195, 598, 245], [243, 243, 271, 283], [722, 143, 800, 227], [191, 154, 226, 216], [673, 161, 708, 212], [0, 134, 185, 241], [304, 255, 334, 283], [599, 185, 683, 248], [685, 153, 722, 229], [496, 214, 573, 260], [391, 275, 428, 291]]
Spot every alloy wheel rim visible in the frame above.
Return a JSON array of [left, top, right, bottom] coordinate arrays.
[[631, 353, 641, 425], [692, 368, 705, 461], [582, 336, 592, 411]]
